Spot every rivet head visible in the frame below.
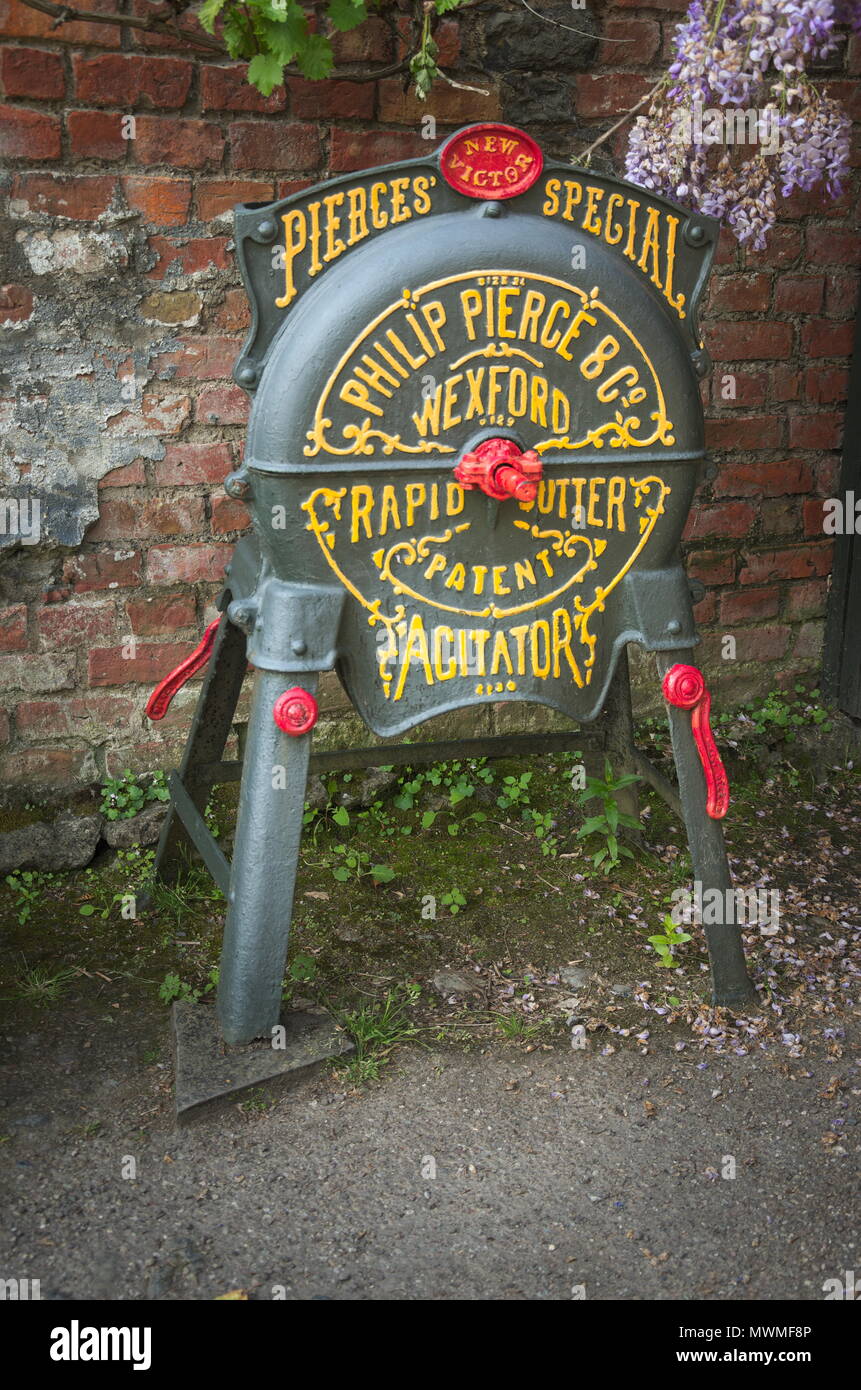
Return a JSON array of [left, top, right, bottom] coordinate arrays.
[[237, 364, 257, 386], [292, 638, 307, 656], [685, 221, 706, 246], [480, 201, 503, 219], [256, 218, 277, 241], [667, 619, 681, 634]]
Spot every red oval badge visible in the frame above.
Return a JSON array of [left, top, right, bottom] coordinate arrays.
[[439, 123, 543, 200]]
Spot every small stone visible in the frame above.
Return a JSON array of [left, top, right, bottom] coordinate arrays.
[[102, 802, 167, 849], [431, 969, 481, 998], [0, 813, 102, 873], [610, 982, 633, 998], [560, 966, 590, 989]]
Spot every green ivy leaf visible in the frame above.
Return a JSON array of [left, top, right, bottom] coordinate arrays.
[[297, 32, 335, 79], [198, 0, 229, 34], [247, 51, 285, 96], [328, 0, 368, 32]]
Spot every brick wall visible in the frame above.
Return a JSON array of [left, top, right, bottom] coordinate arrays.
[[0, 0, 858, 793]]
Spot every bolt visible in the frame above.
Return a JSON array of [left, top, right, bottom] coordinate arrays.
[[480, 202, 502, 218], [256, 219, 277, 241], [292, 639, 308, 656], [237, 364, 257, 387], [667, 619, 681, 635]]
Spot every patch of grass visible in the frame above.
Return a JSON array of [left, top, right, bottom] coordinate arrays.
[[13, 959, 78, 1006], [339, 982, 422, 1083]]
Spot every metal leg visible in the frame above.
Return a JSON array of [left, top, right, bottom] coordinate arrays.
[[655, 649, 758, 1009], [216, 670, 317, 1045], [152, 610, 248, 886]]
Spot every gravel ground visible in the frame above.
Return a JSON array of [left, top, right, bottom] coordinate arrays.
[[2, 1016, 858, 1301]]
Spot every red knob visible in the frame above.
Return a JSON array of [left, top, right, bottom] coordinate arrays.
[[273, 687, 318, 736], [662, 664, 729, 819], [454, 438, 542, 502]]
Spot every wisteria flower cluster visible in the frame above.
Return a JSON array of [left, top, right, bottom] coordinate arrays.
[[624, 0, 857, 248]]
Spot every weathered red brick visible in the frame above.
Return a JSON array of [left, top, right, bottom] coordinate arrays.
[[0, 283, 34, 325], [774, 275, 824, 314], [230, 120, 320, 171], [686, 549, 736, 587], [738, 543, 832, 586], [0, 0, 121, 46], [328, 128, 428, 173], [122, 174, 192, 226], [792, 620, 824, 664], [574, 73, 652, 118], [824, 270, 859, 319], [89, 641, 197, 686], [211, 287, 251, 332], [732, 625, 792, 662], [202, 63, 286, 112], [73, 52, 193, 107], [98, 460, 147, 487], [126, 594, 197, 635], [743, 224, 801, 270], [705, 416, 781, 450], [15, 695, 136, 738], [786, 579, 827, 620], [197, 179, 274, 220], [1, 45, 65, 98], [37, 601, 115, 647], [194, 384, 249, 425], [759, 498, 800, 536], [10, 172, 117, 218], [146, 236, 231, 279], [211, 493, 250, 534], [0, 748, 94, 787], [62, 550, 143, 592], [377, 77, 500, 126], [801, 319, 855, 358], [709, 273, 771, 313], [709, 371, 766, 409], [134, 117, 225, 169], [802, 497, 828, 537], [789, 413, 843, 450], [86, 496, 205, 541], [804, 366, 849, 405], [719, 587, 779, 624], [329, 15, 391, 63], [0, 104, 61, 159], [154, 336, 236, 379], [67, 110, 127, 160], [154, 442, 233, 486], [769, 365, 801, 402], [0, 604, 27, 652], [598, 16, 660, 64], [706, 322, 793, 360], [683, 501, 757, 540], [713, 459, 813, 498], [806, 226, 861, 265], [146, 543, 233, 585], [288, 77, 374, 121]]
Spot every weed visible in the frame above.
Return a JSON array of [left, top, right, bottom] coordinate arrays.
[[576, 759, 641, 874], [100, 769, 169, 822], [14, 959, 77, 1005], [339, 982, 421, 1083], [648, 914, 693, 968], [4, 870, 52, 926]]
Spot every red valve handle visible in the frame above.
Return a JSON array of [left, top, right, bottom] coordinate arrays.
[[273, 687, 318, 736], [454, 437, 543, 502], [662, 663, 729, 819], [145, 618, 220, 722]]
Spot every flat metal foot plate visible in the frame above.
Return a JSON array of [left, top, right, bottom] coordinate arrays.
[[172, 1001, 354, 1126]]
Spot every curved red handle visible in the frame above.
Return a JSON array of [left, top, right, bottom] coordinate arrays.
[[145, 618, 220, 721], [662, 663, 730, 819], [454, 437, 543, 502]]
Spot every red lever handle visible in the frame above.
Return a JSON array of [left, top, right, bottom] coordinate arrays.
[[145, 618, 220, 721], [454, 437, 542, 502], [662, 663, 730, 819]]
